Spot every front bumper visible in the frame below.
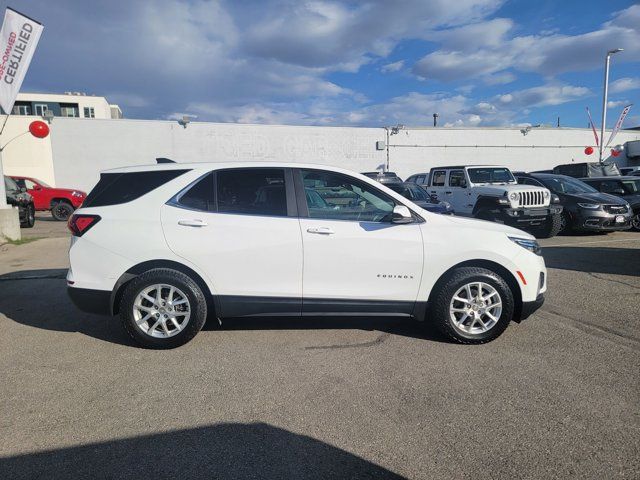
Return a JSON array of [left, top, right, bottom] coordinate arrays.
[[501, 206, 563, 226], [67, 286, 112, 316], [519, 293, 544, 321], [572, 209, 632, 231]]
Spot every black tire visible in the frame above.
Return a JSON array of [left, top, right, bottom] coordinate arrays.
[[51, 201, 74, 221], [559, 211, 573, 234], [631, 211, 640, 232], [428, 267, 515, 344], [534, 212, 562, 239], [20, 204, 35, 228], [120, 268, 208, 349]]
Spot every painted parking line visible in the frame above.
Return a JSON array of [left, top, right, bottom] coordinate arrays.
[[541, 237, 640, 248]]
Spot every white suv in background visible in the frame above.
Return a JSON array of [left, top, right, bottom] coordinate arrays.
[[67, 162, 547, 348]]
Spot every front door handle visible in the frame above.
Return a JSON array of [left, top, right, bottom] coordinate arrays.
[[307, 227, 335, 235], [178, 219, 208, 227], [445, 191, 453, 195]]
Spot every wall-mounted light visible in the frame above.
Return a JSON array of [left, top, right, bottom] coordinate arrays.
[[178, 115, 195, 128]]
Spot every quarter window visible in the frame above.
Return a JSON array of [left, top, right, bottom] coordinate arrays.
[[216, 168, 287, 217], [432, 170, 446, 186], [301, 169, 394, 222]]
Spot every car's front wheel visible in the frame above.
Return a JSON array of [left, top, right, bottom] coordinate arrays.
[[20, 204, 35, 228], [120, 268, 208, 349], [429, 267, 515, 344], [631, 211, 640, 232]]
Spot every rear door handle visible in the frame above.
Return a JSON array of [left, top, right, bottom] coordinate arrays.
[[178, 219, 208, 227], [445, 191, 453, 195], [307, 227, 334, 235]]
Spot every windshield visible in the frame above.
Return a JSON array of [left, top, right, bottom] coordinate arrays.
[[387, 183, 432, 202], [33, 178, 49, 187], [467, 167, 515, 184], [622, 180, 640, 194], [4, 176, 18, 192], [542, 176, 597, 194]]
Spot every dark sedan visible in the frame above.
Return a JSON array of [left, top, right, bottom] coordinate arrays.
[[384, 182, 455, 215], [579, 176, 640, 231], [515, 172, 632, 233]]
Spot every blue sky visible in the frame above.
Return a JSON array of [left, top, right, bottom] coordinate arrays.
[[5, 0, 640, 128]]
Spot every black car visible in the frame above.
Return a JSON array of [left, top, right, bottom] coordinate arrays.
[[361, 171, 403, 184], [579, 176, 640, 231], [383, 181, 455, 215], [4, 175, 35, 228], [515, 172, 632, 233]]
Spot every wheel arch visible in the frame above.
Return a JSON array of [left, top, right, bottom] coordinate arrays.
[[110, 259, 217, 316], [50, 197, 73, 208], [472, 195, 502, 216], [427, 259, 524, 322]]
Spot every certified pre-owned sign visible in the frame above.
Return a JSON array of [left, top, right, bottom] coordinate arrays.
[[0, 7, 43, 115]]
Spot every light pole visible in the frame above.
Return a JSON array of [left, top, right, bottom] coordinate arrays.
[[599, 48, 623, 162]]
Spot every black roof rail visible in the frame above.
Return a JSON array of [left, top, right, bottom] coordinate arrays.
[[156, 157, 176, 164]]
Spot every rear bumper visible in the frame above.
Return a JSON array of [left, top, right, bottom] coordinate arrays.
[[67, 286, 112, 316], [519, 293, 544, 321]]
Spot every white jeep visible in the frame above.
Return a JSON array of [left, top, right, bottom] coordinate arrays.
[[423, 166, 563, 238]]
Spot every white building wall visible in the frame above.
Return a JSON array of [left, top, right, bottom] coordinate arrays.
[[2, 116, 639, 192]]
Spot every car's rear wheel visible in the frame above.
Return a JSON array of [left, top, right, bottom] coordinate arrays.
[[429, 267, 514, 344], [120, 269, 207, 349], [51, 201, 74, 221]]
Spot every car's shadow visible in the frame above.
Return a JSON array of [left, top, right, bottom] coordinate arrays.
[[0, 422, 406, 480], [0, 269, 447, 348], [542, 246, 640, 276]]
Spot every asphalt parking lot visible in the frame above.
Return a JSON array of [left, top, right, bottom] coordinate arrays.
[[1, 216, 638, 479]]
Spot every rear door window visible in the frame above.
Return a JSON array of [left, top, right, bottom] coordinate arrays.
[[448, 170, 466, 187], [216, 168, 288, 217]]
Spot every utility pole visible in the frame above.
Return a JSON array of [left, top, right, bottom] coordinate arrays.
[[599, 48, 623, 162]]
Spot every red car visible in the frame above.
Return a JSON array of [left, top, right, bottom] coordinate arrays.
[[10, 176, 86, 221]]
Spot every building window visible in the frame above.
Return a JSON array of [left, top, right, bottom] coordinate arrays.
[[83, 107, 95, 118], [35, 104, 48, 116], [12, 104, 31, 115], [60, 104, 79, 117]]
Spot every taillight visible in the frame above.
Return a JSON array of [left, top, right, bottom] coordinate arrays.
[[68, 214, 101, 236]]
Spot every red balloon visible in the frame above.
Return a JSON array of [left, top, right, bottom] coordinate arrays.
[[584, 146, 594, 155], [29, 120, 50, 138], [611, 149, 620, 157]]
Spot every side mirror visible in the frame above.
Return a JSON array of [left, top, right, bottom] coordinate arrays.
[[430, 193, 439, 202], [34, 185, 42, 191], [392, 205, 414, 224]]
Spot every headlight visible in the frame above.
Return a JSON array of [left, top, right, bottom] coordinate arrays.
[[440, 201, 452, 209], [577, 203, 600, 210], [508, 192, 519, 201], [543, 190, 550, 198], [508, 236, 542, 255], [72, 191, 83, 197]]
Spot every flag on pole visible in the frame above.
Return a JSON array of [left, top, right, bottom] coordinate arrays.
[[586, 107, 599, 147], [605, 104, 633, 149], [0, 7, 43, 114]]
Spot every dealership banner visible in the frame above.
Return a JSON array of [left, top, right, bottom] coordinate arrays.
[[605, 104, 632, 148], [0, 7, 43, 114]]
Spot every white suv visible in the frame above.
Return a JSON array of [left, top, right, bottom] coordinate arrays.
[[67, 162, 547, 348]]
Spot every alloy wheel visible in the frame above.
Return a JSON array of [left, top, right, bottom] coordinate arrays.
[[132, 284, 191, 338], [449, 282, 502, 335], [632, 213, 640, 231]]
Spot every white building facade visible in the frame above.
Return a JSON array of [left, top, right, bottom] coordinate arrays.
[[1, 116, 638, 192]]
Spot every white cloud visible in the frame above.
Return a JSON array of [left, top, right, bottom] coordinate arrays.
[[495, 84, 591, 108], [607, 100, 628, 108], [609, 77, 640, 94], [413, 4, 640, 82], [381, 61, 404, 73]]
